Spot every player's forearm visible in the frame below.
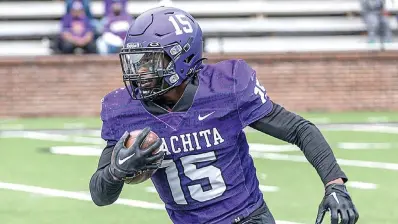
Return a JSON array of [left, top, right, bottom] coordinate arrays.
[[89, 144, 124, 206], [89, 166, 124, 206], [288, 119, 348, 185], [249, 102, 347, 185]]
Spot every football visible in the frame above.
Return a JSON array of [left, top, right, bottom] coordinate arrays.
[[123, 129, 161, 184]]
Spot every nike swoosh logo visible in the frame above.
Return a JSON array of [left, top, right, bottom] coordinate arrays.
[[118, 153, 135, 165], [330, 192, 340, 204], [198, 111, 215, 121]]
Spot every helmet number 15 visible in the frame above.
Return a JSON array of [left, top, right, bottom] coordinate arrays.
[[168, 14, 193, 35]]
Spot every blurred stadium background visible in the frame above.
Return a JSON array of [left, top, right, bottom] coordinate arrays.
[[1, 0, 398, 224]]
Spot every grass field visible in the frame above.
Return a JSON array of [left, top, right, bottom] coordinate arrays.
[[1, 112, 398, 224]]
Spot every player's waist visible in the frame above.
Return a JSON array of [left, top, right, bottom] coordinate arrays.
[[231, 201, 270, 224], [167, 196, 264, 224]]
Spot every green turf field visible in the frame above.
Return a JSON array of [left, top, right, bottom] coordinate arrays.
[[1, 112, 397, 224]]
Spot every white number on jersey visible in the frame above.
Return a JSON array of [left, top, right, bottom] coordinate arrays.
[[254, 78, 267, 104], [161, 151, 226, 204], [168, 14, 193, 35]]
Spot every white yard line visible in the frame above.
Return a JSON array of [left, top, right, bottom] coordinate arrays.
[[0, 181, 301, 224], [50, 146, 103, 156], [322, 125, 398, 134], [338, 142, 393, 150], [0, 182, 164, 210], [346, 181, 377, 190], [84, 130, 102, 137], [249, 143, 299, 153], [0, 131, 105, 145], [251, 152, 398, 171], [259, 185, 279, 192]]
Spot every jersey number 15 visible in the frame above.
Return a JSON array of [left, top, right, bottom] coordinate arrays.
[[160, 151, 226, 205], [254, 78, 267, 104]]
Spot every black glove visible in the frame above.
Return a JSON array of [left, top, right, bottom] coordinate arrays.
[[109, 127, 164, 181], [315, 184, 359, 224]]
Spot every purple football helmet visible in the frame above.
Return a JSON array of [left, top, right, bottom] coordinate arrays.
[[119, 6, 204, 100]]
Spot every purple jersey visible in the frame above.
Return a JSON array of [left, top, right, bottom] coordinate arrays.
[[101, 60, 273, 223]]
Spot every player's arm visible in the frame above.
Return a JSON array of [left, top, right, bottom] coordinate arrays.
[[249, 102, 346, 185], [249, 103, 359, 224], [233, 59, 346, 185], [89, 143, 123, 206]]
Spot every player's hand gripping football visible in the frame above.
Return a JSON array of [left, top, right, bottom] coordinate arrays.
[[315, 184, 359, 224], [109, 127, 164, 181]]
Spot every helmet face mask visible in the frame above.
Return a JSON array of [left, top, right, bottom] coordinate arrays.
[[120, 46, 178, 101]]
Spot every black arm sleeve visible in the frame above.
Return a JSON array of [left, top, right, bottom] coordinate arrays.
[[89, 143, 124, 206], [249, 102, 348, 185]]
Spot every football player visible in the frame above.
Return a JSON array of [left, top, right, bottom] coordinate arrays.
[[89, 6, 359, 224]]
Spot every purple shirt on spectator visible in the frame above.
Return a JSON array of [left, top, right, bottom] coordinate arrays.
[[61, 14, 93, 38], [103, 14, 133, 39]]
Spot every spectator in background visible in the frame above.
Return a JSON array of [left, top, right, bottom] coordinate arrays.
[[66, 0, 93, 19], [96, 0, 133, 54], [65, 0, 102, 35], [101, 0, 128, 28], [59, 1, 97, 54], [105, 0, 127, 16], [360, 0, 393, 43]]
